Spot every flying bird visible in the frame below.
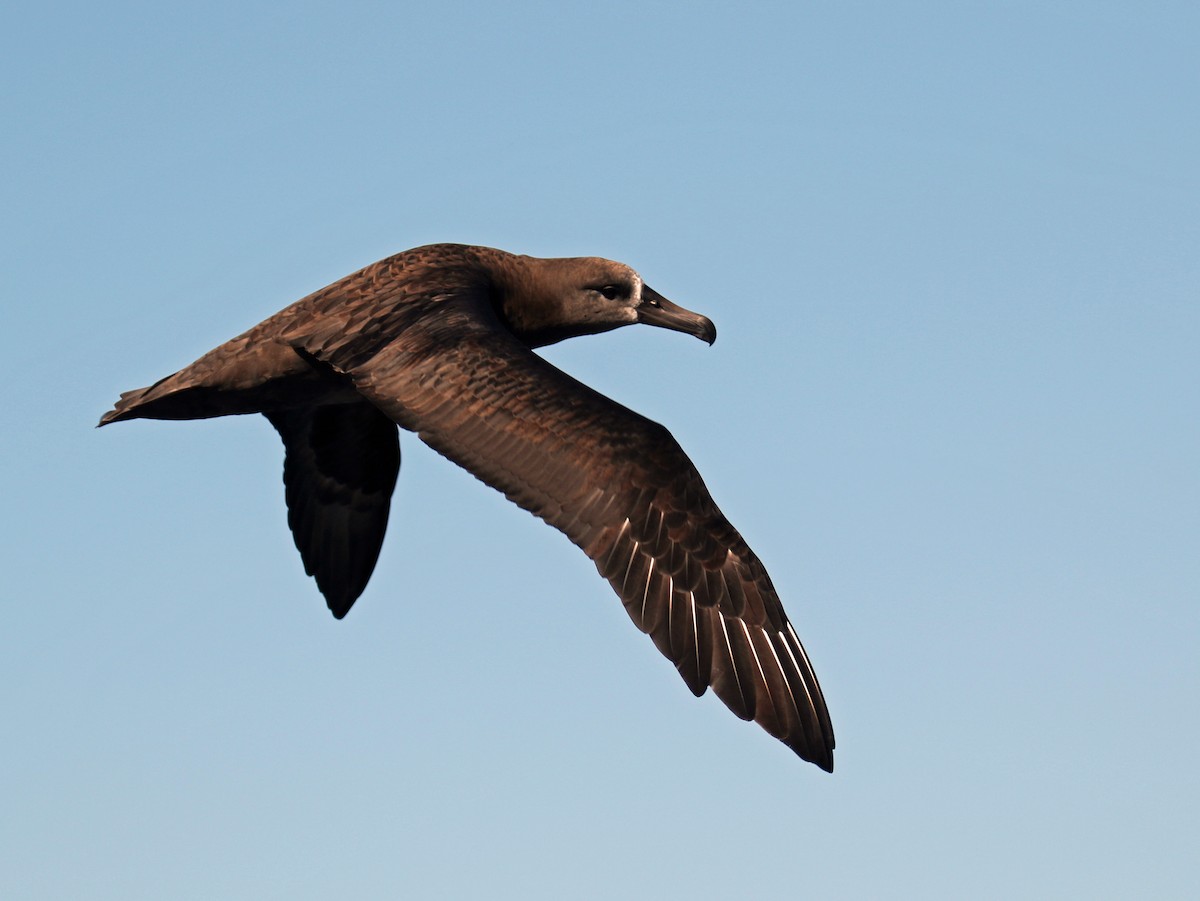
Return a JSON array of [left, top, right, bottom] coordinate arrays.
[[100, 243, 835, 771]]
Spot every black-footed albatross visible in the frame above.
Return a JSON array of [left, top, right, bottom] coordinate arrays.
[[100, 243, 835, 771]]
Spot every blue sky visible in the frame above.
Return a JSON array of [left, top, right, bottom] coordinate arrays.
[[4, 2, 1197, 898]]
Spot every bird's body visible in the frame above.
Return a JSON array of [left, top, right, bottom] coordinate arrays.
[[101, 243, 835, 771]]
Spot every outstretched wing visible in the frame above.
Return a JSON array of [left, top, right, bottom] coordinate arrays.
[[265, 401, 400, 618], [289, 291, 834, 770]]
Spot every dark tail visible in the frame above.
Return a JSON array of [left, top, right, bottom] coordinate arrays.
[[98, 368, 285, 426], [98, 373, 186, 426], [99, 336, 335, 427]]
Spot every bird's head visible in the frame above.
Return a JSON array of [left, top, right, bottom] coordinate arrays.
[[499, 255, 716, 348]]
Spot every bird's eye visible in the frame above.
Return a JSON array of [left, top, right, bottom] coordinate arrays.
[[597, 284, 621, 300]]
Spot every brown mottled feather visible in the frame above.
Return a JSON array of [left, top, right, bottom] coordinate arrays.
[[99, 243, 835, 770], [282, 281, 833, 769]]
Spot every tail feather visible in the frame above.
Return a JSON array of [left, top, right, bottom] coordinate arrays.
[[99, 337, 330, 426], [98, 375, 180, 426]]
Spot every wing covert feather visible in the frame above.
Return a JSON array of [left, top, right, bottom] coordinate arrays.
[[292, 292, 834, 769]]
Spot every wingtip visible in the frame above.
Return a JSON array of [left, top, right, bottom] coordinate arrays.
[[808, 744, 835, 773], [789, 737, 834, 772], [320, 579, 367, 620], [325, 587, 363, 620]]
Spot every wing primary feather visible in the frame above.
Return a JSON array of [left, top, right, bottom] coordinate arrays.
[[687, 591, 713, 695], [668, 579, 700, 691], [713, 614, 755, 720], [597, 519, 633, 580], [292, 273, 834, 768]]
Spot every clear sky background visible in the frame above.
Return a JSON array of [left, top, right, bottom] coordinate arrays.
[[3, 2, 1197, 898]]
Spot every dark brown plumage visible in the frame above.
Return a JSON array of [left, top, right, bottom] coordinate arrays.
[[100, 243, 835, 771]]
